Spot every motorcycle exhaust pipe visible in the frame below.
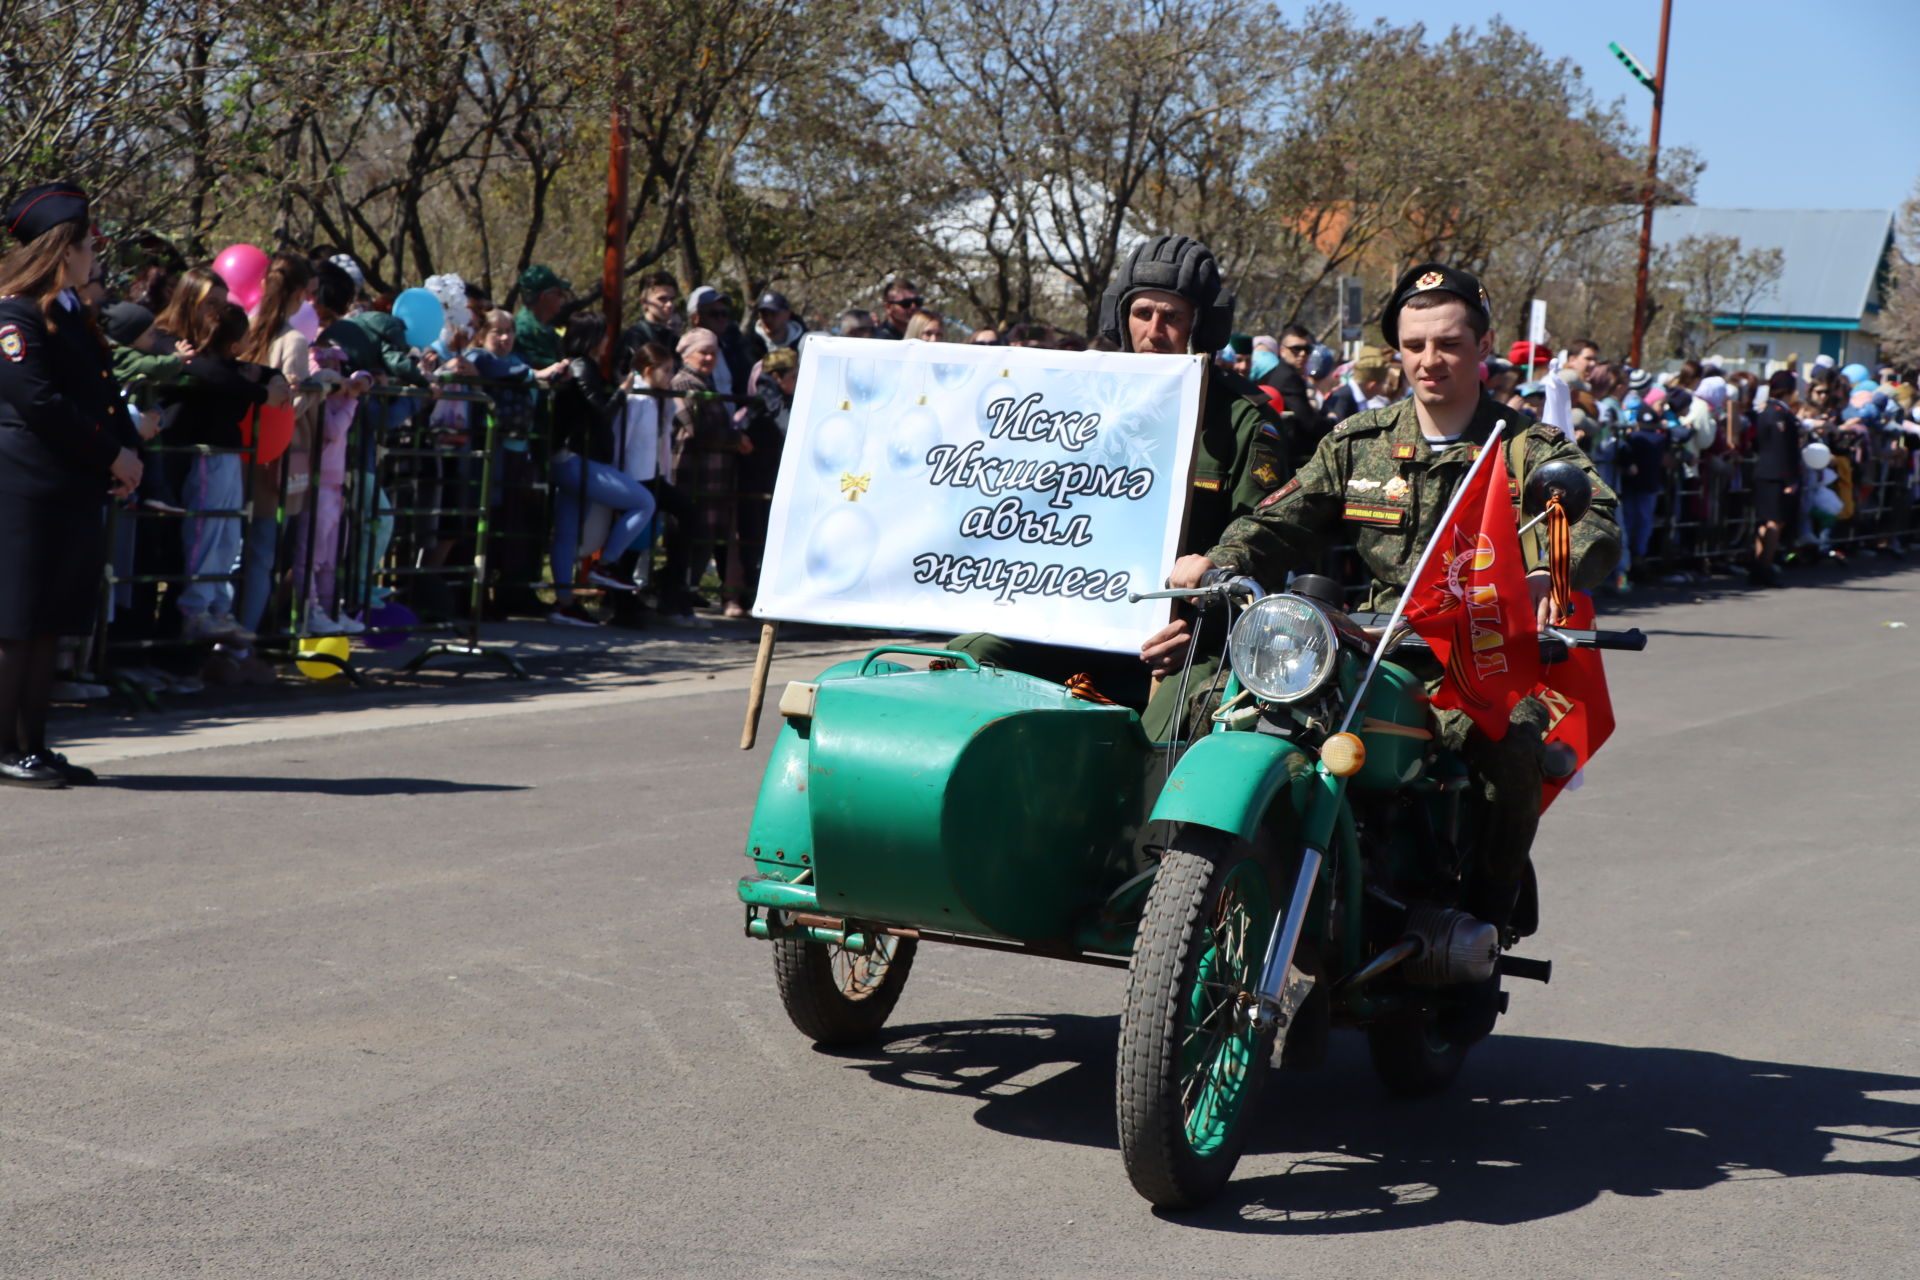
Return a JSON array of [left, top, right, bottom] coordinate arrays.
[[1332, 936, 1423, 995]]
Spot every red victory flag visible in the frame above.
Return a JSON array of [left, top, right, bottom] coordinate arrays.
[[1536, 592, 1615, 811], [1400, 439, 1540, 741]]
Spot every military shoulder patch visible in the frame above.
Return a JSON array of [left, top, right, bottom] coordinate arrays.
[[1259, 476, 1301, 508], [1392, 443, 1417, 460], [0, 324, 23, 363], [1252, 460, 1280, 488]]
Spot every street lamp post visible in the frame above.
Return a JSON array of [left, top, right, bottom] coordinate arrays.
[[1612, 0, 1673, 369]]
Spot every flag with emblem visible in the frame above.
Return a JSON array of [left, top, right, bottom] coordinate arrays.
[[1398, 430, 1540, 740], [1534, 593, 1614, 810]]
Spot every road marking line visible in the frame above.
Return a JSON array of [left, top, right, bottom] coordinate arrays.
[[724, 999, 791, 1067], [0, 1125, 261, 1193]]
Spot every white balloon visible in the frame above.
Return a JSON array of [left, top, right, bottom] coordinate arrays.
[[888, 404, 943, 475], [804, 503, 878, 595], [1801, 442, 1832, 470], [811, 411, 864, 478]]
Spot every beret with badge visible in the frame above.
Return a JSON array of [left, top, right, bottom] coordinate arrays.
[[4, 181, 91, 245], [1380, 261, 1491, 349]]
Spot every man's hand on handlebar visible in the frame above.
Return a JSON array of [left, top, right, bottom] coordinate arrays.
[[1140, 618, 1195, 677], [1168, 554, 1216, 589]]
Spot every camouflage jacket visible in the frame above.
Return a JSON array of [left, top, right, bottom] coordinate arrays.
[[1206, 394, 1621, 611], [1184, 366, 1291, 557]]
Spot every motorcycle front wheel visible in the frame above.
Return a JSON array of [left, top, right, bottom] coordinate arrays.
[[1116, 828, 1278, 1210], [772, 930, 917, 1046]]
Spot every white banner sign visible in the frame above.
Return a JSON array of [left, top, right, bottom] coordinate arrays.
[[753, 337, 1206, 653]]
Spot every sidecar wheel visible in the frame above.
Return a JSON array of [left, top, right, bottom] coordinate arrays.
[[1117, 830, 1277, 1210], [1366, 1011, 1472, 1098], [772, 931, 917, 1047]]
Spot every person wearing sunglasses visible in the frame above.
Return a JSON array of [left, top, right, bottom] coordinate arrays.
[[874, 279, 921, 340], [1257, 322, 1328, 467]]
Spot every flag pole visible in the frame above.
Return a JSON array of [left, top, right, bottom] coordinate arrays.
[[1334, 421, 1507, 737]]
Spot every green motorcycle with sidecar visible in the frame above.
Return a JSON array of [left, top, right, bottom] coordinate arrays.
[[736, 466, 1644, 1209]]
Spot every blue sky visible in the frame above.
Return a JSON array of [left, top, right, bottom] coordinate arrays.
[[1337, 0, 1917, 213]]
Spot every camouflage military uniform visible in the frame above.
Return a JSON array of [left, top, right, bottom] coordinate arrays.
[[951, 367, 1290, 736], [1207, 391, 1622, 917]]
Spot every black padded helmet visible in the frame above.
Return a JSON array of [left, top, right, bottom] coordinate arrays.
[[1096, 235, 1236, 354]]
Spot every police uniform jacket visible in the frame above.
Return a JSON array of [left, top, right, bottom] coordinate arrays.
[[0, 294, 140, 636], [1207, 392, 1620, 612], [0, 295, 137, 500]]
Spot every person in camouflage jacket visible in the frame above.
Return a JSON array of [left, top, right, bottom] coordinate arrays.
[[1146, 262, 1621, 935]]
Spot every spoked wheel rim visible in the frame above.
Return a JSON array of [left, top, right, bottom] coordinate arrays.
[[830, 935, 899, 1001], [1178, 861, 1274, 1157]]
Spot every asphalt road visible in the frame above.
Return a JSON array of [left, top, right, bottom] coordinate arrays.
[[4, 564, 1918, 1279]]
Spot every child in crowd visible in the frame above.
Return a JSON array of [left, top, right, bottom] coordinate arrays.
[[234, 253, 333, 643], [620, 341, 700, 626], [1616, 404, 1671, 586], [163, 303, 289, 651], [463, 309, 550, 613], [547, 314, 657, 627], [100, 302, 181, 513], [290, 342, 371, 635]]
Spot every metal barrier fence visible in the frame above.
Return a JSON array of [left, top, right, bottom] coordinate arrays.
[[90, 371, 777, 705], [90, 376, 1913, 707]]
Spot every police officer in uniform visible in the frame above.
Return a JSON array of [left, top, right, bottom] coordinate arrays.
[[950, 235, 1290, 739], [1150, 263, 1620, 935], [0, 181, 142, 787]]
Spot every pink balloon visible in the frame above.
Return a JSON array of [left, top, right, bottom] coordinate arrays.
[[213, 244, 270, 313], [290, 300, 321, 342]]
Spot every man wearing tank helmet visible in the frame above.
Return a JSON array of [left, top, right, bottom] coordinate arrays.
[[1147, 262, 1620, 946], [947, 234, 1290, 739]]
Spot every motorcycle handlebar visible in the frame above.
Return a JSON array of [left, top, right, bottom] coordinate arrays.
[[1347, 613, 1648, 655], [1128, 570, 1264, 606]]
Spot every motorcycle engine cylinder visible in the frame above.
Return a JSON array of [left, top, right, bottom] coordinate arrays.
[[1402, 904, 1500, 986]]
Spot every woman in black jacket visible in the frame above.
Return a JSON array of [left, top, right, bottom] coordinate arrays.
[[0, 182, 142, 786], [546, 314, 657, 627]]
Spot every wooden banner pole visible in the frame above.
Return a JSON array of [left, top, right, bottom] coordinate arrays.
[[740, 621, 780, 750]]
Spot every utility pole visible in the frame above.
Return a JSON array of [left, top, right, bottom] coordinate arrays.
[[601, 1, 633, 378], [1612, 0, 1672, 369]]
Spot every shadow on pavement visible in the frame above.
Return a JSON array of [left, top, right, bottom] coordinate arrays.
[[100, 774, 529, 796], [832, 1015, 1919, 1230]]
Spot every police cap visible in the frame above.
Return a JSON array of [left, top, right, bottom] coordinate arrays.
[[1381, 261, 1491, 349], [4, 181, 90, 244]]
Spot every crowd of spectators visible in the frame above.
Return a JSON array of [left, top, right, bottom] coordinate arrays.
[[1234, 330, 1919, 593], [16, 213, 1920, 720]]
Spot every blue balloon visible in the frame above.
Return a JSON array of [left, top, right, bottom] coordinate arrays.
[[1841, 362, 1872, 386], [393, 287, 445, 349]]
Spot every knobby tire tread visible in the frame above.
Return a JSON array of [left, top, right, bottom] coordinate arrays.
[[1117, 833, 1264, 1209], [772, 933, 916, 1046]]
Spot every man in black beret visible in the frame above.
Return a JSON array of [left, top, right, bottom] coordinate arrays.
[[1154, 261, 1621, 953]]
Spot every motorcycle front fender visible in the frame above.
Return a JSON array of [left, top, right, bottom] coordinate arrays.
[[1149, 732, 1315, 845]]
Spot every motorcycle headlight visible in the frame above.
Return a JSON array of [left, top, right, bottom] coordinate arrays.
[[1227, 594, 1339, 704]]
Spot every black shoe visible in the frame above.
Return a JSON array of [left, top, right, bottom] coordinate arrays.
[[0, 751, 68, 788], [38, 751, 97, 786]]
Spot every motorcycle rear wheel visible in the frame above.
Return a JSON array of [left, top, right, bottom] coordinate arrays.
[[1117, 828, 1278, 1210], [772, 931, 917, 1046], [1365, 1009, 1472, 1098]]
